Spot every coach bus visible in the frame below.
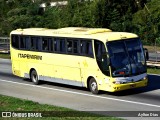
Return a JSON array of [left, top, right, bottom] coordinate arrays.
[[10, 27, 148, 94]]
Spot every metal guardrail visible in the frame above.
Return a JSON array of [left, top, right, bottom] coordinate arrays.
[[0, 37, 10, 53], [147, 51, 160, 68]]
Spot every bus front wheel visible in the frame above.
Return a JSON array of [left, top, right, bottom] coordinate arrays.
[[31, 70, 39, 85], [89, 78, 99, 94]]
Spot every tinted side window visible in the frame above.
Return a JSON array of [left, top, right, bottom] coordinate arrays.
[[11, 35, 19, 49], [86, 41, 93, 56], [54, 38, 59, 52], [73, 41, 79, 54], [51, 39, 54, 51], [80, 40, 93, 57], [30, 37, 41, 51], [20, 36, 26, 49], [19, 36, 30, 50], [60, 39, 66, 53], [42, 37, 49, 51], [95, 41, 105, 59], [81, 41, 86, 54], [67, 40, 73, 53], [25, 36, 30, 50]]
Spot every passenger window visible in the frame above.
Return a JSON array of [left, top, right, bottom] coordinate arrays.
[[86, 41, 93, 56], [67, 40, 73, 53], [81, 41, 86, 54], [12, 35, 19, 49], [42, 38, 49, 51], [95, 41, 107, 60], [30, 37, 40, 51], [31, 37, 36, 50], [73, 41, 79, 54], [20, 36, 31, 50], [51, 39, 54, 51], [20, 36, 26, 49], [25, 37, 30, 50], [80, 40, 93, 57], [54, 38, 59, 52], [60, 39, 66, 53]]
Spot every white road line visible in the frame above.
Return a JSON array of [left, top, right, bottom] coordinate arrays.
[[0, 79, 160, 108], [148, 74, 160, 76], [0, 58, 10, 61]]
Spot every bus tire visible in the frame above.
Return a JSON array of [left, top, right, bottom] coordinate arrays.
[[89, 78, 99, 94], [31, 70, 39, 85]]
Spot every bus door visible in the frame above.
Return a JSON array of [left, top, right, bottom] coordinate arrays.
[[54, 39, 82, 86]]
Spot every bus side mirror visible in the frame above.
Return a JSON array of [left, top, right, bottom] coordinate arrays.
[[107, 53, 110, 66], [144, 48, 149, 61], [106, 52, 110, 66], [102, 52, 110, 66]]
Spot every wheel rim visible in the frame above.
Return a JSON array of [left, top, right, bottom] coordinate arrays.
[[91, 82, 97, 91], [32, 74, 37, 83]]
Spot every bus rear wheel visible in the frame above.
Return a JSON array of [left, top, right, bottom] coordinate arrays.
[[31, 70, 39, 85], [89, 78, 99, 94]]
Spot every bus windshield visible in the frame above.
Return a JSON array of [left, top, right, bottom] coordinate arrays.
[[107, 38, 146, 77]]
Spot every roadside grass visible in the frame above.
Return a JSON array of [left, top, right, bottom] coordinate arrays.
[[0, 95, 121, 120], [147, 67, 160, 75], [144, 45, 160, 52], [0, 53, 10, 59]]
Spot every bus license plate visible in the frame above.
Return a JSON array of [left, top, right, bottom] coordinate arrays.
[[130, 84, 136, 88]]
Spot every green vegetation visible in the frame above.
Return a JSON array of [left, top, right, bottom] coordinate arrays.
[[132, 0, 160, 46], [147, 67, 160, 74], [0, 53, 10, 59], [0, 0, 160, 45], [0, 94, 120, 120]]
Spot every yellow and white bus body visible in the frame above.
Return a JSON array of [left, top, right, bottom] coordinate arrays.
[[10, 27, 148, 94]]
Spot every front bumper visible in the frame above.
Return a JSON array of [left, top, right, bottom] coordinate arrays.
[[107, 79, 148, 92]]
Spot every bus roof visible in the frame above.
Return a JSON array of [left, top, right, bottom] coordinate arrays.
[[10, 27, 138, 42]]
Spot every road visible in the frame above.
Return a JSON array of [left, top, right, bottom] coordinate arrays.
[[0, 58, 160, 119]]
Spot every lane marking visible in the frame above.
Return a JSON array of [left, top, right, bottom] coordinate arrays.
[[0, 58, 11, 62], [0, 79, 160, 108], [148, 74, 160, 76]]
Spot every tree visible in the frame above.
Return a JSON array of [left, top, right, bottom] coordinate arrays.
[[132, 0, 160, 45]]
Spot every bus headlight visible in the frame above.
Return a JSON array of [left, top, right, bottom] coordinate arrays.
[[143, 76, 147, 80], [113, 81, 126, 84], [113, 81, 121, 84], [113, 79, 127, 84]]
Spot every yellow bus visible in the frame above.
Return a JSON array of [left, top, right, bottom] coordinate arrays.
[[10, 27, 148, 94]]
